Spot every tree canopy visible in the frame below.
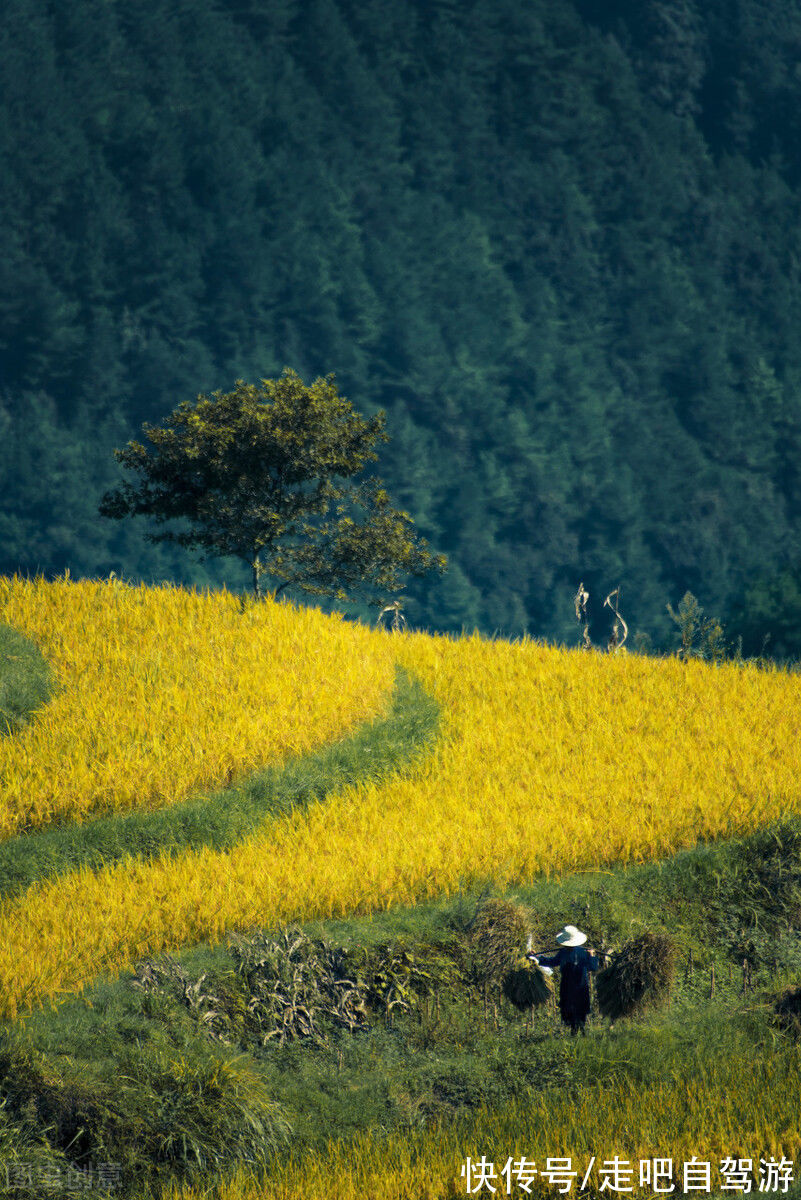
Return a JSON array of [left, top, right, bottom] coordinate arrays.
[[3, 0, 801, 644], [99, 369, 446, 602]]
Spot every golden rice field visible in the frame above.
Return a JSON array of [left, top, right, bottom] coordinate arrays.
[[163, 1052, 801, 1200], [0, 576, 396, 839], [1, 584, 801, 1019]]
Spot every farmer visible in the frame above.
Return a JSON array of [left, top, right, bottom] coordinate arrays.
[[529, 925, 599, 1035]]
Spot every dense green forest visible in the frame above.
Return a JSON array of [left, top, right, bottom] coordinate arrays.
[[3, 0, 801, 650]]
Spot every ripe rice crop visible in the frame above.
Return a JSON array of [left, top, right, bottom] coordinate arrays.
[[161, 1050, 801, 1199], [2, 618, 801, 1017], [0, 577, 395, 839]]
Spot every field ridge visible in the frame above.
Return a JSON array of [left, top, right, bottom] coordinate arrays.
[[0, 664, 439, 902]]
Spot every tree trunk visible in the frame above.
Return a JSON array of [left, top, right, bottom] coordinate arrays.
[[252, 551, 261, 599]]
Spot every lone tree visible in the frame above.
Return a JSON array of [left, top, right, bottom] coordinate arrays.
[[99, 369, 446, 602]]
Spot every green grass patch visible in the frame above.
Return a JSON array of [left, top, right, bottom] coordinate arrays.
[[4, 819, 801, 1197], [0, 623, 53, 737], [0, 664, 439, 899]]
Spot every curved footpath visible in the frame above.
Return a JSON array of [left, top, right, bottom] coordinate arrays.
[[0, 664, 439, 903]]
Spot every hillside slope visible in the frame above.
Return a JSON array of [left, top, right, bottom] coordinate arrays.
[[1, 583, 799, 1020], [3, 0, 801, 640]]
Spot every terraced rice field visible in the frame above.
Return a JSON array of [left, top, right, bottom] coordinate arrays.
[[1, 587, 799, 1018], [1, 578, 800, 1198], [0, 576, 396, 838]]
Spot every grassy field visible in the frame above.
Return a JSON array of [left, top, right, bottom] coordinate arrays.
[[3, 825, 800, 1199], [0, 622, 53, 738], [0, 579, 799, 1199]]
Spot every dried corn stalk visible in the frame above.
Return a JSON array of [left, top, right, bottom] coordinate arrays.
[[604, 587, 628, 653]]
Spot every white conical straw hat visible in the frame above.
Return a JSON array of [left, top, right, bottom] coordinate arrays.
[[555, 925, 587, 947]]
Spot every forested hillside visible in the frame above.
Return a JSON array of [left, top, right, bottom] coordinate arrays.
[[3, 0, 801, 646]]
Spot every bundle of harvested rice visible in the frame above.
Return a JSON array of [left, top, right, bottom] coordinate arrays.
[[596, 931, 675, 1020], [470, 898, 530, 987], [774, 985, 801, 1037], [502, 958, 553, 1010]]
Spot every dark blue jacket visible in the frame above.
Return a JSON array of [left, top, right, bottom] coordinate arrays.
[[536, 945, 599, 1021]]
